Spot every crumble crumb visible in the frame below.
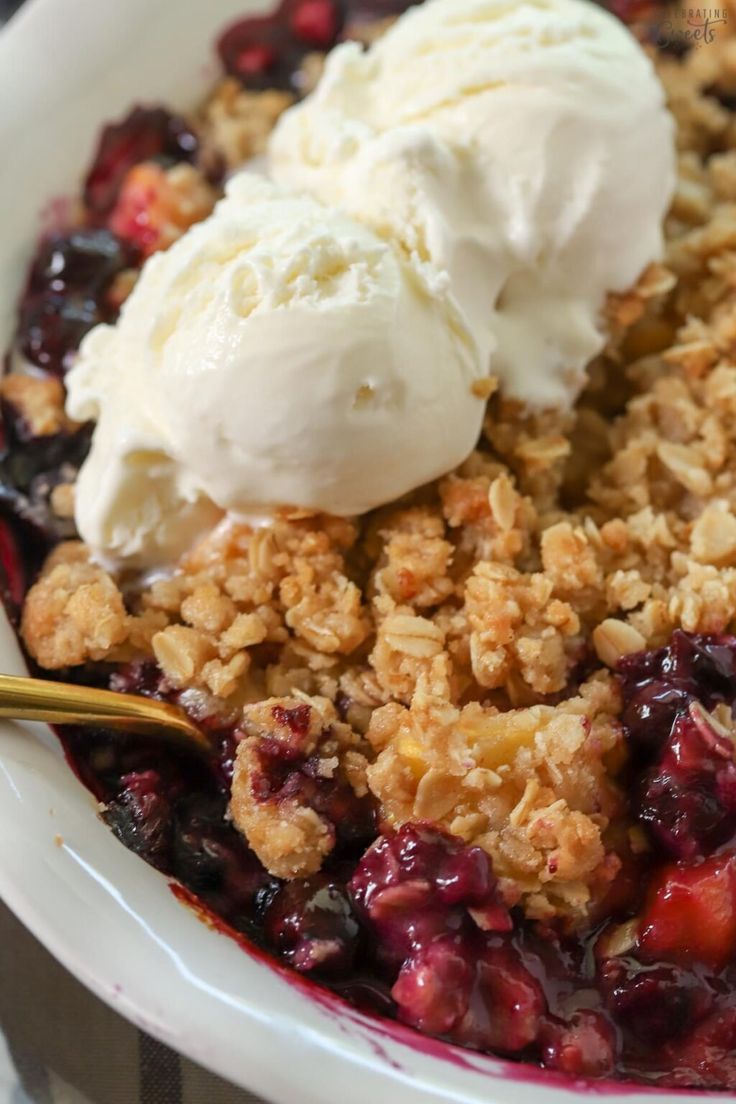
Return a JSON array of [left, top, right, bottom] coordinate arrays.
[[593, 619, 647, 668], [471, 376, 499, 400], [230, 695, 370, 878], [200, 80, 294, 169], [0, 373, 74, 437], [371, 600, 447, 702], [50, 482, 76, 519], [152, 624, 216, 688], [370, 507, 455, 609], [366, 661, 623, 920], [21, 550, 128, 668], [463, 563, 581, 695]]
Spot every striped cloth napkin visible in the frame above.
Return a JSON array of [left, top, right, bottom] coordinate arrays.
[[0, 903, 266, 1104]]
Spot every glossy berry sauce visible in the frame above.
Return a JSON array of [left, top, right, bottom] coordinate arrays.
[[47, 636, 736, 1091], [217, 0, 419, 91], [6, 0, 736, 1091]]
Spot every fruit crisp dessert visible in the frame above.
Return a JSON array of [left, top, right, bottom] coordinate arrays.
[[8, 0, 736, 1090]]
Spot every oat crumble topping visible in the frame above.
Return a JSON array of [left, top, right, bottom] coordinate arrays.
[[18, 25, 736, 931]]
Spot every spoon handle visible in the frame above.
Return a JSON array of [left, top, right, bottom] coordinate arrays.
[[0, 673, 210, 751]]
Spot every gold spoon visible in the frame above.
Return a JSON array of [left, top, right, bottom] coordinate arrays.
[[0, 673, 210, 753]]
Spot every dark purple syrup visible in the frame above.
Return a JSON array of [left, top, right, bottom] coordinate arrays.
[[216, 0, 423, 92]]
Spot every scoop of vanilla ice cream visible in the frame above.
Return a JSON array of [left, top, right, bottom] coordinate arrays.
[[66, 173, 486, 567], [270, 0, 676, 408]]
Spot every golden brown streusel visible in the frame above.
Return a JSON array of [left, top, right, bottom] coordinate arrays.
[[366, 660, 623, 920], [199, 79, 294, 169], [230, 695, 369, 878], [50, 483, 76, 520], [0, 374, 75, 438], [370, 598, 448, 702], [370, 507, 455, 609], [21, 546, 128, 669], [24, 32, 736, 922], [462, 562, 581, 696]]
